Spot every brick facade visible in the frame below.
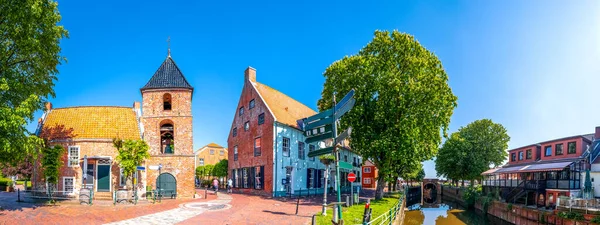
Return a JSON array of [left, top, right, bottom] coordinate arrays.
[[141, 89, 195, 198], [228, 68, 275, 195]]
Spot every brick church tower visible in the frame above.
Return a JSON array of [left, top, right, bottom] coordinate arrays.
[[140, 55, 195, 198]]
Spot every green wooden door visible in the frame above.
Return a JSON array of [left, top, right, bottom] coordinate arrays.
[[156, 173, 177, 198], [97, 165, 110, 192]]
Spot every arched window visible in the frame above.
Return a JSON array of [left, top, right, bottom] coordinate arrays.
[[161, 123, 174, 154], [163, 93, 172, 111]]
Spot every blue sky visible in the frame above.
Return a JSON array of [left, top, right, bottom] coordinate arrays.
[[28, 1, 600, 178]]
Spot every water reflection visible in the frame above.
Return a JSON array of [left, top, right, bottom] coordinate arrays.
[[404, 199, 512, 225]]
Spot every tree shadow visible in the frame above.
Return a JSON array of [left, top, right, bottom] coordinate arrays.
[[39, 124, 77, 143]]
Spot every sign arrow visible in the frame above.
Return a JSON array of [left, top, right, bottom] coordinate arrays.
[[335, 89, 355, 111], [335, 98, 355, 120], [335, 127, 352, 145]]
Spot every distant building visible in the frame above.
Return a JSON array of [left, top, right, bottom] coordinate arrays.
[[227, 67, 362, 197], [195, 143, 228, 167], [482, 130, 597, 207], [362, 160, 378, 188]]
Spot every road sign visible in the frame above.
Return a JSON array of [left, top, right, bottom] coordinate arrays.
[[335, 90, 355, 111], [306, 109, 333, 123], [305, 117, 334, 130], [335, 98, 355, 120], [347, 172, 356, 182], [307, 147, 334, 158], [305, 124, 333, 137], [335, 127, 352, 145], [137, 166, 145, 171], [306, 133, 332, 144], [149, 165, 159, 170], [339, 161, 353, 170]]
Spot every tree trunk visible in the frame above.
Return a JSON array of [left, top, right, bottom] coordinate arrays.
[[375, 175, 386, 200], [462, 180, 465, 187]]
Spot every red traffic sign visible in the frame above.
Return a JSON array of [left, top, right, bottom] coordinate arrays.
[[347, 172, 356, 182]]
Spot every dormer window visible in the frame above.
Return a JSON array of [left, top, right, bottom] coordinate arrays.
[[163, 93, 172, 111]]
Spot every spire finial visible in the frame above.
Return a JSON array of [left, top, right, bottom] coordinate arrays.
[[167, 36, 171, 57]]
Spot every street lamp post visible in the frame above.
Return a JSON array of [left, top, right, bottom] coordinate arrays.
[[322, 165, 329, 215]]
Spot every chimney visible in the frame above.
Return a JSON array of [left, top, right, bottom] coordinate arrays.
[[133, 101, 141, 117], [595, 126, 600, 140], [45, 102, 52, 111], [245, 67, 256, 82]]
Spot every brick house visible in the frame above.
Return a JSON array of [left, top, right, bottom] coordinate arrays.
[[227, 67, 362, 197], [482, 132, 595, 207], [362, 160, 378, 189], [33, 55, 196, 199], [195, 143, 228, 167]]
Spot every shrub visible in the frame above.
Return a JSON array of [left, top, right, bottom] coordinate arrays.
[[558, 212, 584, 221], [540, 212, 547, 223], [507, 203, 513, 211], [463, 186, 482, 208], [591, 215, 600, 224]]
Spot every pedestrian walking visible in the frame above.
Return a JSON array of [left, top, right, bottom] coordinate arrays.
[[227, 178, 233, 193], [213, 178, 219, 194]]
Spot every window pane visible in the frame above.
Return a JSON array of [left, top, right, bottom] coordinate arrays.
[[254, 138, 261, 157], [244, 121, 249, 131], [249, 99, 255, 109], [234, 146, 238, 161], [309, 145, 315, 161], [298, 142, 305, 160], [233, 128, 237, 137], [258, 113, 265, 125], [545, 146, 552, 156], [568, 142, 576, 154], [283, 138, 290, 157], [239, 107, 244, 116], [556, 144, 563, 155]]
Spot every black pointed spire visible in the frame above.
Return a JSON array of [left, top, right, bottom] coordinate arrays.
[[141, 57, 193, 92]]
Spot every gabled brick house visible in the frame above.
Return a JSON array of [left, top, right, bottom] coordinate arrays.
[[227, 67, 362, 197], [33, 55, 196, 199], [362, 160, 378, 188]]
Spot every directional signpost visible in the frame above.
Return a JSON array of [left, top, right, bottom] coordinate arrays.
[[298, 89, 355, 221]]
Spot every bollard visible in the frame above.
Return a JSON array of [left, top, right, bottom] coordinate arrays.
[[205, 186, 208, 199], [16, 188, 22, 202], [346, 195, 350, 207], [333, 204, 339, 223], [296, 197, 300, 215], [362, 199, 371, 225]]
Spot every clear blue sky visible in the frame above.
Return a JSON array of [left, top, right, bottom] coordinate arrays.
[[27, 1, 600, 178]]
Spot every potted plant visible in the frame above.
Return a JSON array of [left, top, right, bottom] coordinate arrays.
[[319, 154, 335, 165]]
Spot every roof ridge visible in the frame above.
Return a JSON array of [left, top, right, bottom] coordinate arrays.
[[141, 56, 193, 91], [52, 106, 133, 110], [168, 57, 193, 89], [255, 81, 317, 113]]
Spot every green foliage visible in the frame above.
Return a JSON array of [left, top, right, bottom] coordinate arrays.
[[203, 164, 214, 177], [319, 154, 335, 165], [0, 0, 68, 163], [436, 119, 510, 183], [318, 30, 457, 199], [507, 203, 513, 211], [213, 159, 228, 177], [557, 211, 584, 221], [41, 145, 64, 184], [113, 138, 150, 188], [316, 192, 401, 224], [196, 165, 205, 177], [540, 212, 547, 223], [463, 186, 482, 208], [591, 215, 600, 224]]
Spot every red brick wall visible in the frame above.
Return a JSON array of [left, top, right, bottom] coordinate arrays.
[[227, 77, 275, 195], [141, 88, 195, 198], [539, 137, 589, 161]]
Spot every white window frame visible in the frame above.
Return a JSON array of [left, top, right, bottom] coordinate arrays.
[[363, 167, 371, 173], [63, 177, 75, 194], [220, 150, 224, 156], [68, 146, 80, 167], [210, 149, 215, 155], [199, 158, 205, 166], [364, 178, 371, 184]]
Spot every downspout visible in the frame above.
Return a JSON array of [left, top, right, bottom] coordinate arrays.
[[273, 122, 278, 197]]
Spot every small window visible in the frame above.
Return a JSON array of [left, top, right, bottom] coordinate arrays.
[[249, 99, 255, 109], [68, 146, 80, 167], [232, 128, 237, 137], [210, 149, 215, 155], [526, 149, 532, 159], [254, 137, 261, 157], [258, 113, 265, 125], [199, 158, 205, 166], [363, 167, 371, 173], [545, 146, 552, 156], [283, 137, 290, 157], [254, 166, 263, 190], [63, 177, 75, 194], [511, 153, 516, 161], [364, 178, 371, 184], [309, 145, 315, 161], [163, 93, 172, 111], [244, 121, 250, 131], [220, 150, 224, 156], [518, 151, 523, 160], [555, 143, 564, 155], [119, 168, 126, 186], [234, 146, 238, 161], [568, 142, 576, 154], [344, 155, 348, 162], [298, 142, 305, 160], [239, 107, 244, 116]]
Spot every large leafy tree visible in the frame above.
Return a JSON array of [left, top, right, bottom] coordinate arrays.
[[318, 30, 457, 199], [435, 119, 510, 186], [213, 159, 228, 178], [1, 155, 33, 189], [0, 0, 68, 163], [113, 138, 150, 189]]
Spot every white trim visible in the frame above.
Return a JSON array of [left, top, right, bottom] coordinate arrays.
[[363, 178, 371, 184], [63, 177, 75, 194], [67, 146, 80, 167], [363, 167, 371, 173]]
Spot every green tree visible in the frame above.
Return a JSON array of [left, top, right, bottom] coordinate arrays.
[[435, 119, 510, 186], [113, 138, 150, 189], [196, 165, 205, 178], [0, 0, 68, 163], [41, 145, 64, 194], [203, 164, 214, 180], [318, 30, 457, 199], [213, 159, 228, 178]]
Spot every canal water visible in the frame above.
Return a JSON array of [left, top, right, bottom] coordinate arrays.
[[403, 196, 513, 225]]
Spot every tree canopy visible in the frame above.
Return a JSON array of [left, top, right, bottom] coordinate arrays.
[[0, 0, 68, 163], [213, 159, 228, 178], [435, 119, 510, 185], [318, 30, 457, 199], [113, 138, 150, 188]]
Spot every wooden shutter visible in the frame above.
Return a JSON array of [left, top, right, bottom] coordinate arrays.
[[317, 169, 323, 188], [306, 169, 311, 189], [260, 166, 265, 190], [249, 167, 255, 189]]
